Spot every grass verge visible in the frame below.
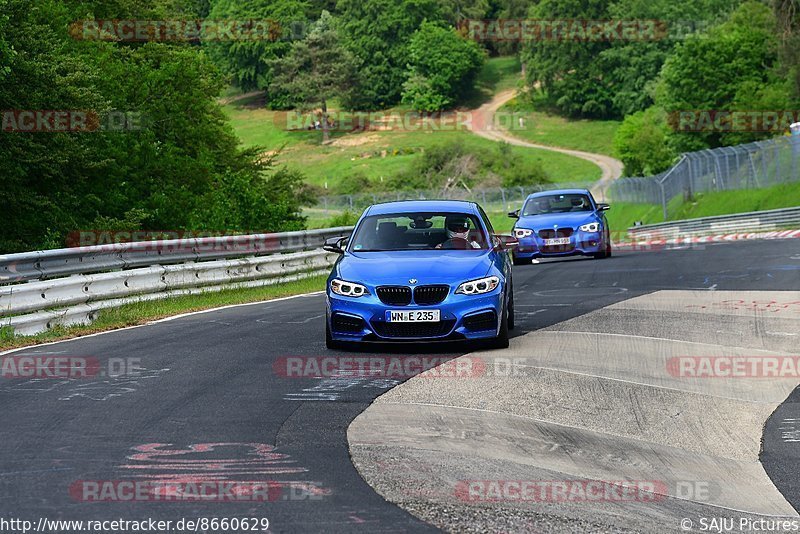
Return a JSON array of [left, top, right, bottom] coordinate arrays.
[[605, 183, 800, 232], [0, 274, 327, 352], [502, 97, 621, 156]]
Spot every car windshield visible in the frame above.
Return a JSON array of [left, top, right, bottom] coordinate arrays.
[[523, 194, 593, 216], [350, 212, 489, 252]]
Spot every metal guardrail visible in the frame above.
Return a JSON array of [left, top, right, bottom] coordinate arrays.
[[626, 206, 800, 240], [0, 227, 354, 336], [0, 226, 354, 285]]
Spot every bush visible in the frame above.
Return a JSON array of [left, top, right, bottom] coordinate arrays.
[[335, 172, 372, 195], [401, 22, 486, 111], [613, 107, 677, 176], [386, 140, 550, 191]]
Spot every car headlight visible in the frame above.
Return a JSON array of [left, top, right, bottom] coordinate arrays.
[[514, 228, 534, 238], [455, 276, 500, 296], [579, 222, 601, 233], [330, 279, 369, 297]]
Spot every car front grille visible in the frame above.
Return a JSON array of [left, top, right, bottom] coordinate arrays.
[[376, 286, 412, 306], [413, 285, 449, 305], [463, 311, 498, 331], [371, 319, 456, 339], [539, 228, 574, 239]]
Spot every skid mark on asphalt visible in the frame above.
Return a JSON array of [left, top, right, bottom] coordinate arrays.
[[285, 371, 402, 402]]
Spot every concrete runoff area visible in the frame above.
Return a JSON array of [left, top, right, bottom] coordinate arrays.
[[348, 290, 800, 532]]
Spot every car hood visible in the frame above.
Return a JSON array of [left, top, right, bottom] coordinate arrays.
[[517, 211, 598, 230], [335, 250, 495, 286]]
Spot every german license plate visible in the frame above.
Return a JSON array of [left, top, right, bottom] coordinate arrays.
[[386, 310, 440, 322], [544, 237, 570, 246]]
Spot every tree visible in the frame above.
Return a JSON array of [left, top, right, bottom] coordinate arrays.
[[269, 11, 356, 143], [0, 0, 308, 252], [204, 0, 308, 98], [613, 107, 676, 176], [772, 0, 800, 99], [336, 0, 443, 109], [520, 0, 614, 118], [402, 22, 485, 111], [435, 0, 490, 26], [655, 1, 790, 151]]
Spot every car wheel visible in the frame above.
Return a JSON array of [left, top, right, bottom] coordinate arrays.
[[507, 289, 516, 330], [593, 232, 610, 259], [513, 255, 532, 266], [489, 297, 510, 349], [326, 321, 350, 351]]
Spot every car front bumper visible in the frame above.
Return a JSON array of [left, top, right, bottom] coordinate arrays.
[[327, 289, 504, 343], [514, 231, 603, 258]]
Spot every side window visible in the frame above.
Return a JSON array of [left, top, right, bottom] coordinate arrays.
[[477, 206, 494, 235]]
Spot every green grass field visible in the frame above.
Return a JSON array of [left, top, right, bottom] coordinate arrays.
[[221, 57, 603, 193], [501, 97, 622, 156]]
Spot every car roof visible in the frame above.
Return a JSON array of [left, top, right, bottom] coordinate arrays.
[[526, 188, 592, 200], [364, 200, 480, 217]]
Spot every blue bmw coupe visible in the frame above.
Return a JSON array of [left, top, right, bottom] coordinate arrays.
[[323, 200, 518, 350], [509, 189, 612, 264]]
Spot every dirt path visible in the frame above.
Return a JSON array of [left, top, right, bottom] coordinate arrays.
[[217, 90, 264, 106], [469, 89, 624, 201]]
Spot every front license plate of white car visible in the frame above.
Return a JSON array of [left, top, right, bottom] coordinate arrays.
[[386, 310, 440, 322], [544, 237, 570, 245]]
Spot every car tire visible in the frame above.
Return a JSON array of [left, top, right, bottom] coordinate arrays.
[[513, 255, 532, 266], [507, 289, 516, 330], [489, 297, 510, 349], [326, 321, 350, 351], [593, 232, 611, 259]]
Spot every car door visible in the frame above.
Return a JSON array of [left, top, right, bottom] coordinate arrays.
[[477, 205, 511, 283]]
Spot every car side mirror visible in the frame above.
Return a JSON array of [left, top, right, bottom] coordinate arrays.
[[597, 203, 610, 211], [508, 209, 520, 219], [323, 236, 347, 254], [494, 234, 519, 250]]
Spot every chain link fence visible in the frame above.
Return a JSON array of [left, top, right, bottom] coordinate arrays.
[[311, 136, 800, 223], [610, 136, 800, 219]]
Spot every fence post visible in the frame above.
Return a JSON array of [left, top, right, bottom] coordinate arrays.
[[659, 180, 668, 221], [500, 187, 506, 208]]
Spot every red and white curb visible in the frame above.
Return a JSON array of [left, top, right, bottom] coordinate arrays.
[[614, 229, 800, 249]]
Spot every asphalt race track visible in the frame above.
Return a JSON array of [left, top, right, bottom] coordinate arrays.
[[1, 238, 798, 533]]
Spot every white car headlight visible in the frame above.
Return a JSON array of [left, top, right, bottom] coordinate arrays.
[[455, 276, 500, 296], [514, 228, 534, 238], [330, 279, 369, 297], [579, 222, 601, 233]]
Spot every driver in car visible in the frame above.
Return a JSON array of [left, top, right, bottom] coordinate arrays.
[[436, 215, 482, 249]]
